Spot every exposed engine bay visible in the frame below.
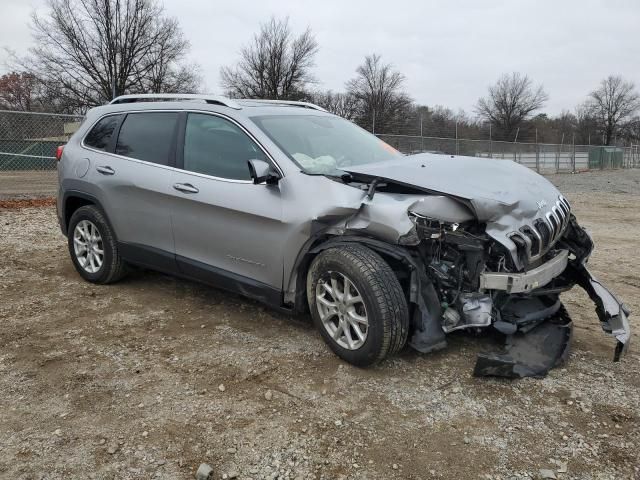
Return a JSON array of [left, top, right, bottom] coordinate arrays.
[[292, 154, 632, 377], [405, 207, 630, 377]]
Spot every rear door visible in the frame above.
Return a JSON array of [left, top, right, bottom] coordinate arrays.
[[85, 111, 180, 271], [170, 112, 285, 296]]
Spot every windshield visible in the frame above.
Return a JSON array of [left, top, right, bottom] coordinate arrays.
[[250, 114, 401, 175]]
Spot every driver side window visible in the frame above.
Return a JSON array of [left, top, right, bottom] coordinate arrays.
[[182, 113, 268, 180]]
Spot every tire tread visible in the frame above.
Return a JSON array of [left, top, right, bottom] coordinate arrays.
[[68, 205, 127, 284], [308, 244, 409, 365]]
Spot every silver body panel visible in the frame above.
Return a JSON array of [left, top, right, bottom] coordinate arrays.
[[479, 249, 569, 293], [90, 154, 176, 253], [57, 98, 630, 363], [170, 170, 285, 287]]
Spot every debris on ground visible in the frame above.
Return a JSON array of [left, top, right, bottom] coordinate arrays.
[[538, 468, 557, 479], [196, 463, 214, 480]]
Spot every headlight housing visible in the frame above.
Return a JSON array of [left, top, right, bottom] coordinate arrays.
[[409, 211, 460, 239]]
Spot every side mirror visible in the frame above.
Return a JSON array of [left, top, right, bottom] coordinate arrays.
[[248, 159, 281, 185]]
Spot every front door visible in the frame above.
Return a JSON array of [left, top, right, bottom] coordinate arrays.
[[170, 112, 285, 298]]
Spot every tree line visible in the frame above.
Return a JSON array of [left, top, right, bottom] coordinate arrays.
[[1, 0, 638, 147]]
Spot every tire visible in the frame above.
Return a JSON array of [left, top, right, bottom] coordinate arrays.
[[67, 205, 127, 284], [307, 245, 409, 367]]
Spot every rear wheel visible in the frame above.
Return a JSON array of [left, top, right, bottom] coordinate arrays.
[[67, 205, 127, 284], [307, 245, 409, 366]]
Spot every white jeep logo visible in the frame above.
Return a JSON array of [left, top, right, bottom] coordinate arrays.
[[536, 200, 547, 210]]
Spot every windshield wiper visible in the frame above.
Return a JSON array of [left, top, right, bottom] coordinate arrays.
[[367, 177, 384, 200], [340, 172, 352, 183]]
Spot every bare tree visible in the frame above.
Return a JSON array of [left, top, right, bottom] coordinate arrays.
[[476, 72, 548, 141], [310, 91, 359, 120], [220, 18, 318, 100], [346, 54, 412, 134], [622, 116, 640, 143], [587, 75, 639, 145], [23, 0, 200, 110], [572, 103, 600, 145], [0, 72, 40, 111], [0, 70, 79, 113]]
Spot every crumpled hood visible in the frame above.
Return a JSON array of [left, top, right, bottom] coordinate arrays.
[[344, 153, 568, 270], [343, 153, 562, 222]]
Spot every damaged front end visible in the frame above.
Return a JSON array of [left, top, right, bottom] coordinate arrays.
[[404, 203, 630, 378], [293, 155, 631, 377]]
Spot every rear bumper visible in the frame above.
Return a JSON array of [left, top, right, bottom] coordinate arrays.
[[57, 188, 67, 236], [57, 212, 67, 236]]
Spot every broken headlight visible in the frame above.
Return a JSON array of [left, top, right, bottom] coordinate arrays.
[[408, 211, 461, 240]]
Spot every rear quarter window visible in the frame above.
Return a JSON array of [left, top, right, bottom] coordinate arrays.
[[84, 114, 123, 151], [115, 112, 179, 165]]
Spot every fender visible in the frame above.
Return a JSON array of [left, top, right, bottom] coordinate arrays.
[[286, 233, 420, 311], [59, 190, 115, 238], [288, 234, 447, 353]]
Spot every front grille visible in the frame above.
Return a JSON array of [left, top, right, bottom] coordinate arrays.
[[534, 219, 552, 248], [521, 225, 541, 257], [509, 195, 571, 263]]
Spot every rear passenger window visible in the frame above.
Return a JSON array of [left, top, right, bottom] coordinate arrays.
[[84, 114, 122, 151], [115, 112, 178, 165], [182, 113, 268, 180]]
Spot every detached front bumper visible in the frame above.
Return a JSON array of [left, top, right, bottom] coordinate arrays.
[[478, 245, 631, 362], [569, 263, 631, 361], [474, 248, 630, 378]]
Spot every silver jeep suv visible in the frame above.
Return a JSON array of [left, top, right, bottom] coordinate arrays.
[[57, 94, 630, 375]]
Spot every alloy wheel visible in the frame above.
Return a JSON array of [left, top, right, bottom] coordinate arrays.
[[315, 271, 369, 350], [73, 220, 104, 273]]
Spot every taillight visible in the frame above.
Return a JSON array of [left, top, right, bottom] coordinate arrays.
[[56, 145, 65, 161]]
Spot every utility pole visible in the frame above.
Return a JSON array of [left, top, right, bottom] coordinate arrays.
[[556, 132, 564, 173], [455, 120, 459, 155], [420, 115, 424, 152], [535, 128, 540, 173], [572, 133, 576, 173]]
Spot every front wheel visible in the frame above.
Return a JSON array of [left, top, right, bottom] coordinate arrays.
[[307, 245, 409, 366]]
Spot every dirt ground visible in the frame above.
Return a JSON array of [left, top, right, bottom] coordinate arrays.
[[0, 170, 639, 480], [0, 170, 58, 200]]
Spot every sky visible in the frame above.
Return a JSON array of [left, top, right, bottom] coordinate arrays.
[[1, 0, 639, 116]]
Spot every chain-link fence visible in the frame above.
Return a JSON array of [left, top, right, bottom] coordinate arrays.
[[377, 134, 639, 173], [1, 109, 639, 199], [0, 110, 83, 198], [0, 110, 83, 170]]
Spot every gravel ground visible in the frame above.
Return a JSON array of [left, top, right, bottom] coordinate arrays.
[[1, 170, 639, 480], [545, 170, 640, 195]]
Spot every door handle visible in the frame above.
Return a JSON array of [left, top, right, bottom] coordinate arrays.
[[96, 165, 115, 175], [173, 183, 199, 194]]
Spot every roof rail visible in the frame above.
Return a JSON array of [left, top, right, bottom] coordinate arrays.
[[238, 99, 327, 112], [109, 93, 242, 110]]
